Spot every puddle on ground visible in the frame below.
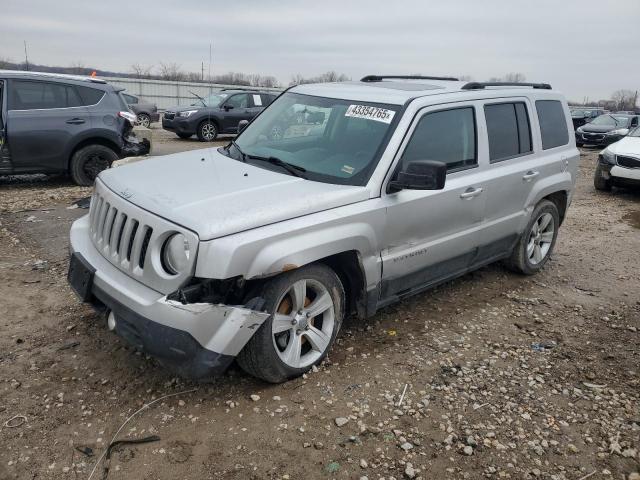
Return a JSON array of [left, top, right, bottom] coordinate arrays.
[[623, 211, 640, 229]]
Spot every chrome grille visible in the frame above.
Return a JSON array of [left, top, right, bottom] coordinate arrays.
[[617, 155, 640, 169], [88, 179, 199, 294], [163, 112, 175, 120]]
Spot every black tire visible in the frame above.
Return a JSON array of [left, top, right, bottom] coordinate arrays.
[[237, 264, 344, 383], [196, 120, 218, 142], [176, 133, 192, 139], [136, 113, 151, 128], [69, 144, 119, 186], [594, 163, 612, 191], [505, 199, 559, 275]]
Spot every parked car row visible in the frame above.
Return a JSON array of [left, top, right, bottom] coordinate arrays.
[[0, 70, 150, 185], [575, 113, 639, 147], [122, 93, 159, 128]]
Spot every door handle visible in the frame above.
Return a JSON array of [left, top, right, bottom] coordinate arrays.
[[459, 187, 483, 199], [66, 118, 86, 125], [522, 170, 540, 181]]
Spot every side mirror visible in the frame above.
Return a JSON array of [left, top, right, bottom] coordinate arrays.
[[390, 160, 446, 192], [238, 119, 249, 134], [223, 104, 234, 111]]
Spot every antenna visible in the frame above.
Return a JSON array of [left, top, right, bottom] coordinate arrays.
[[23, 41, 29, 71]]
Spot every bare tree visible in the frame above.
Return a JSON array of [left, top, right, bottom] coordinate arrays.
[[611, 89, 637, 111], [68, 61, 87, 75], [504, 72, 526, 83], [158, 62, 185, 81], [459, 75, 474, 81], [0, 57, 13, 69], [131, 63, 154, 78], [289, 71, 350, 86]]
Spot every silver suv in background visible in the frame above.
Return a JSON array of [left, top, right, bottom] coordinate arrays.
[[69, 75, 578, 382]]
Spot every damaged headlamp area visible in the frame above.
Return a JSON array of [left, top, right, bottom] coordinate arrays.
[[167, 276, 262, 309]]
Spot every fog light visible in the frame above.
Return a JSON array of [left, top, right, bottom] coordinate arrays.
[[107, 311, 116, 331]]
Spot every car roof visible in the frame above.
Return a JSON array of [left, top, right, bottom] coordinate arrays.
[[291, 77, 560, 105], [0, 69, 110, 86]]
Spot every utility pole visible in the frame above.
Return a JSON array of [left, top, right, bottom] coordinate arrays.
[[201, 62, 204, 81], [23, 40, 29, 71]]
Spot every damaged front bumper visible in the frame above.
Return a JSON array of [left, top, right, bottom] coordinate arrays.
[[68, 215, 269, 378]]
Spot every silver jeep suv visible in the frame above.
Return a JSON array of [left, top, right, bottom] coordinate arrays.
[[68, 75, 578, 383]]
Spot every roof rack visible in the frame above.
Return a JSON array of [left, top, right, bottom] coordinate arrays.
[[361, 75, 459, 82], [461, 82, 552, 90]]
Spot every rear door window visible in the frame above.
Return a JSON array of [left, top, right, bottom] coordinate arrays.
[[9, 80, 68, 110], [401, 106, 477, 173], [484, 102, 532, 162], [536, 100, 569, 149]]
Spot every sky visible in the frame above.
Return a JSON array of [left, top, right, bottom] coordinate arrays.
[[2, 0, 639, 102]]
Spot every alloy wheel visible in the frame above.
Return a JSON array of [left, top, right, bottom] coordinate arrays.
[[201, 123, 216, 141], [527, 212, 555, 265], [271, 279, 335, 369]]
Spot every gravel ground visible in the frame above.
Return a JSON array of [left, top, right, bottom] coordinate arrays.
[[0, 145, 638, 480]]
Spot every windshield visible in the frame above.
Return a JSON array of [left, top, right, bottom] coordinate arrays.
[[571, 109, 593, 117], [196, 93, 228, 107], [590, 114, 630, 127], [230, 92, 400, 185]]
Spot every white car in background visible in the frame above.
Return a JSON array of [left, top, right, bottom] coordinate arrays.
[[594, 126, 640, 191]]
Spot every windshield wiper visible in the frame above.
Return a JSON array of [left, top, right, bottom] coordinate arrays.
[[247, 155, 307, 178], [227, 140, 247, 162], [189, 90, 207, 107]]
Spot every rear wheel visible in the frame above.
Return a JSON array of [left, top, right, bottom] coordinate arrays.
[[237, 264, 344, 383], [506, 200, 559, 275], [176, 133, 192, 139], [594, 163, 612, 191], [136, 113, 151, 128], [69, 144, 118, 186], [197, 121, 218, 142]]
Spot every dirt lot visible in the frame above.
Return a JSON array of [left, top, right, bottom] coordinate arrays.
[[0, 140, 638, 480]]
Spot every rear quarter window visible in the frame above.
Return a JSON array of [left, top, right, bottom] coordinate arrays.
[[76, 86, 105, 106], [536, 100, 569, 150]]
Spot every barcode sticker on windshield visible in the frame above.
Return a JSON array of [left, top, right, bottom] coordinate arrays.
[[345, 105, 395, 124]]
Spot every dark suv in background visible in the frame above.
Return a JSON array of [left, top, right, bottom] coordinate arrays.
[[575, 113, 639, 147], [0, 71, 149, 185], [162, 89, 277, 141], [122, 93, 160, 128]]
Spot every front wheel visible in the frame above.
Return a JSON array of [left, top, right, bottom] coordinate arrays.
[[237, 264, 344, 383], [594, 164, 612, 191], [505, 200, 559, 275], [69, 144, 119, 186], [197, 121, 218, 142]]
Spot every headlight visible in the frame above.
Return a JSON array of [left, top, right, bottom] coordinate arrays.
[[177, 110, 198, 118], [606, 128, 628, 136], [600, 149, 616, 165], [162, 233, 191, 275], [576, 126, 584, 133]]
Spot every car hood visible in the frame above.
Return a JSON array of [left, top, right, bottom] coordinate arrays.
[[580, 124, 619, 133], [98, 148, 370, 241], [166, 104, 217, 113], [608, 136, 640, 156]]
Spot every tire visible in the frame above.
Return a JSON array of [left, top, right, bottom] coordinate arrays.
[[69, 144, 119, 186], [136, 113, 151, 128], [176, 133, 192, 139], [196, 120, 218, 142], [505, 199, 559, 275], [237, 264, 344, 383], [594, 163, 612, 191]]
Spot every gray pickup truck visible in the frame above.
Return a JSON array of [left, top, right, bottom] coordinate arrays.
[[69, 75, 578, 383]]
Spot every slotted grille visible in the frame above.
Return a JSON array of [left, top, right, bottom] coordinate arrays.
[[89, 194, 153, 272], [617, 155, 640, 169], [86, 179, 198, 294]]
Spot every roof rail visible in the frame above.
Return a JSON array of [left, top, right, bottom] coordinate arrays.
[[361, 75, 459, 82], [461, 82, 552, 90]]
